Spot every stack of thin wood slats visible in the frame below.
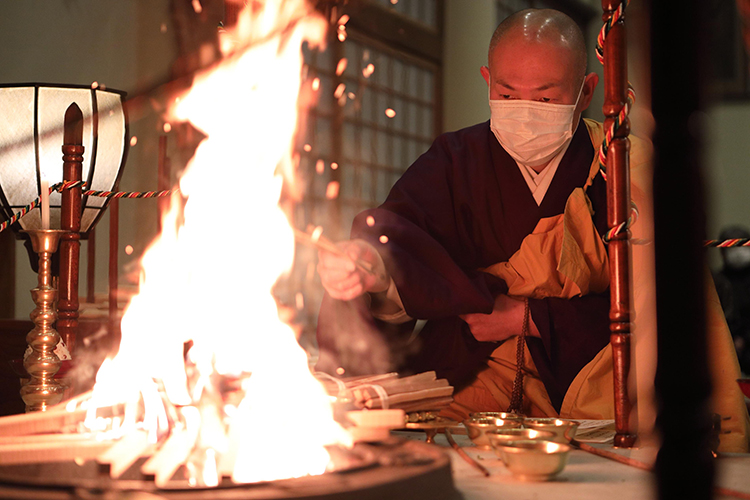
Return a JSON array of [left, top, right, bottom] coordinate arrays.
[[319, 371, 453, 414]]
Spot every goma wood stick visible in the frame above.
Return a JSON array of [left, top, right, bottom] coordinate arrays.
[[340, 373, 399, 386], [142, 428, 197, 487], [293, 228, 375, 274], [373, 372, 437, 389], [362, 387, 454, 409], [366, 379, 449, 397], [570, 439, 750, 500], [0, 432, 99, 445], [98, 429, 153, 478], [569, 438, 652, 471], [0, 407, 88, 436], [0, 438, 113, 465], [395, 397, 455, 413], [444, 428, 490, 477]]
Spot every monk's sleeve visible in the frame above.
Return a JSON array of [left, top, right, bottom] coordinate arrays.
[[527, 293, 611, 411], [317, 131, 505, 377], [352, 134, 507, 318]]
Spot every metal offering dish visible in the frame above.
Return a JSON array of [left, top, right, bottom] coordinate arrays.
[[498, 440, 571, 481], [468, 412, 525, 422], [523, 417, 579, 442], [463, 417, 523, 449], [487, 428, 556, 459]]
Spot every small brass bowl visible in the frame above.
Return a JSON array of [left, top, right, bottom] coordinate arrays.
[[523, 418, 579, 442], [499, 440, 571, 481], [463, 417, 523, 449], [469, 411, 525, 422], [488, 428, 556, 459]]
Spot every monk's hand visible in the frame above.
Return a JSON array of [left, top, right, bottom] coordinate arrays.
[[460, 294, 539, 342], [317, 239, 390, 301]]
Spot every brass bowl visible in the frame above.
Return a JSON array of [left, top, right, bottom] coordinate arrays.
[[488, 428, 556, 459], [463, 417, 523, 449], [499, 440, 571, 481], [523, 418, 579, 442], [469, 411, 525, 422]]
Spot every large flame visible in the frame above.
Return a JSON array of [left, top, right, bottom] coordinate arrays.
[[85, 0, 350, 484]]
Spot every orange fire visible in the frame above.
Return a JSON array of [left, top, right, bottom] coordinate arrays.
[[83, 0, 350, 485]]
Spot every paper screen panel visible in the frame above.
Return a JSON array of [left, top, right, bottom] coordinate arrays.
[[0, 87, 37, 223], [37, 87, 95, 230], [80, 90, 126, 232]]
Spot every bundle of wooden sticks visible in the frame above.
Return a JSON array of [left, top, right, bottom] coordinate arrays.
[[0, 393, 196, 486], [318, 371, 454, 415]]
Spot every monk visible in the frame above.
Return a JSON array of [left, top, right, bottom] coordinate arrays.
[[315, 9, 750, 451]]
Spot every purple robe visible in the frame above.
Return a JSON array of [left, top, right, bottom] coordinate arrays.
[[317, 120, 610, 412]]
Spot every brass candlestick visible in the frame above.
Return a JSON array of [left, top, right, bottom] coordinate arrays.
[[21, 229, 67, 412]]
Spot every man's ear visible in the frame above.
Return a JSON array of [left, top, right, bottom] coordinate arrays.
[[480, 65, 491, 86], [580, 72, 599, 111]]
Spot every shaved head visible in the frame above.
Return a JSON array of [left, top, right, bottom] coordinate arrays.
[[489, 9, 587, 80]]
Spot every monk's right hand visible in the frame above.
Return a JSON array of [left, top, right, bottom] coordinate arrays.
[[317, 239, 390, 301]]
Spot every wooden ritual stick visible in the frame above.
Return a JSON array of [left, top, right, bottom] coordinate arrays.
[[98, 429, 153, 478], [359, 386, 454, 409], [293, 228, 375, 274], [0, 437, 113, 465], [141, 427, 198, 487], [569, 438, 652, 471], [444, 428, 490, 477], [0, 407, 88, 436], [0, 432, 99, 446], [371, 372, 438, 389], [394, 397, 455, 414], [570, 439, 750, 500], [365, 379, 450, 398]]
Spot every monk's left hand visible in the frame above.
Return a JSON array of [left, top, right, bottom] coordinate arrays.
[[460, 294, 540, 342]]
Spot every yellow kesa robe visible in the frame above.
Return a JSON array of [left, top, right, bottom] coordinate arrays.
[[453, 119, 750, 452]]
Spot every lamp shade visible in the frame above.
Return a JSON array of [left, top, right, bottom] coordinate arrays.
[[0, 83, 128, 235]]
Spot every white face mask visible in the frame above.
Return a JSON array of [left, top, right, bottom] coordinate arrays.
[[489, 80, 585, 167]]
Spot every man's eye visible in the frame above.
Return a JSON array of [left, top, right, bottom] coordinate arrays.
[[539, 97, 551, 103], [500, 94, 513, 99]]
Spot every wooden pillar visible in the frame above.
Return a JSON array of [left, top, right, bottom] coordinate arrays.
[[601, 1, 635, 448], [86, 229, 96, 303], [651, 0, 714, 498], [58, 104, 83, 356], [0, 229, 15, 319], [157, 135, 170, 233], [109, 198, 119, 347]]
